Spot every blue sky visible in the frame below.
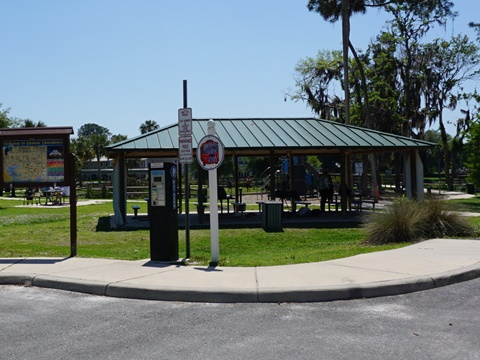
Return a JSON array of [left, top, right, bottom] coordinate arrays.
[[1, 1, 478, 138]]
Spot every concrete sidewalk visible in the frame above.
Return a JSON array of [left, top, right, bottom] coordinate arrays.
[[1, 238, 480, 303]]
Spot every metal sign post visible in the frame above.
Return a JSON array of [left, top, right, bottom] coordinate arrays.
[[179, 80, 192, 259]]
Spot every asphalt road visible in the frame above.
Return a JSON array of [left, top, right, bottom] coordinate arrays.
[[1, 278, 479, 360]]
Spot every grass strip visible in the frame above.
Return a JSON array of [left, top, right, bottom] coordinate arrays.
[[1, 196, 478, 266]]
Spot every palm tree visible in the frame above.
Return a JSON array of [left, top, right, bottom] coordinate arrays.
[[307, 0, 368, 125], [76, 123, 112, 184], [139, 120, 159, 134], [110, 134, 128, 144], [22, 119, 46, 127], [307, 0, 370, 201], [71, 137, 94, 186], [91, 133, 110, 183]]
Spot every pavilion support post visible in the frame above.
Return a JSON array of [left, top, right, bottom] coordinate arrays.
[[289, 153, 295, 213], [410, 150, 418, 200], [346, 152, 352, 192], [119, 153, 127, 225], [234, 154, 239, 203], [415, 150, 424, 202], [269, 151, 276, 200], [112, 154, 127, 227], [340, 150, 347, 215], [369, 153, 378, 201], [405, 152, 413, 199], [405, 150, 424, 201]]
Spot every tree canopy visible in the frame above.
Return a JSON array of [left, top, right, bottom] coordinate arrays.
[[139, 120, 160, 134], [296, 0, 478, 189], [0, 103, 46, 129], [0, 103, 11, 128]]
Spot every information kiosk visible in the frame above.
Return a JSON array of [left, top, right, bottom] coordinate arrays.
[[149, 159, 178, 261]]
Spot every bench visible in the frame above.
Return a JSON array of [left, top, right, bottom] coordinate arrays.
[[194, 203, 208, 215], [232, 202, 246, 215], [218, 187, 234, 213], [360, 199, 376, 211], [23, 189, 34, 205], [294, 200, 311, 213], [127, 192, 149, 199], [327, 193, 342, 211], [350, 195, 377, 212]]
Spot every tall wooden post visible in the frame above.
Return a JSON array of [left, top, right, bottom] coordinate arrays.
[[69, 153, 77, 257]]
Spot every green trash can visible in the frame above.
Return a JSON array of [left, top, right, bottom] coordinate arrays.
[[467, 183, 475, 194], [262, 201, 283, 232]]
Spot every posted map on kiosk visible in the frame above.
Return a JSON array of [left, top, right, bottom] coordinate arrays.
[[2, 140, 65, 183]]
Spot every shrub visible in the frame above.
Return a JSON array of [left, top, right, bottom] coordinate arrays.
[[363, 198, 475, 245], [363, 198, 425, 245], [420, 199, 475, 239]]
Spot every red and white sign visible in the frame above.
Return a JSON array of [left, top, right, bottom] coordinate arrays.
[[178, 136, 193, 164], [196, 135, 224, 170], [178, 108, 192, 136]]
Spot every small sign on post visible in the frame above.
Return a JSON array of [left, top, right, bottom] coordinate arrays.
[[178, 108, 192, 136], [178, 136, 192, 164], [196, 135, 224, 170], [178, 108, 193, 165]]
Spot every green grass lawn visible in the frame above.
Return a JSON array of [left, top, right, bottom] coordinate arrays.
[[1, 195, 478, 266], [448, 196, 480, 213]]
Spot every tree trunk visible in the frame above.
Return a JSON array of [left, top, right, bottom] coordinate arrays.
[[341, 0, 353, 193], [439, 118, 452, 190], [436, 99, 453, 190], [97, 153, 102, 183], [342, 0, 350, 125], [348, 41, 378, 201]]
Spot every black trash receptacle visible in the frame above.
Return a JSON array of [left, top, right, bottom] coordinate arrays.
[[467, 183, 475, 194], [262, 201, 283, 232]]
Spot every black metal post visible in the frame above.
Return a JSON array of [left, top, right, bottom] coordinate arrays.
[[183, 79, 191, 259]]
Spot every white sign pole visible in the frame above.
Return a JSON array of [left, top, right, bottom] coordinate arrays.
[[196, 120, 224, 265], [207, 120, 220, 264]]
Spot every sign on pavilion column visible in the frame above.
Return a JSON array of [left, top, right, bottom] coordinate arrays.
[[196, 120, 225, 264]]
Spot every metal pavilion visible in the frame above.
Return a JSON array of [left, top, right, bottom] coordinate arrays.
[[106, 118, 436, 227]]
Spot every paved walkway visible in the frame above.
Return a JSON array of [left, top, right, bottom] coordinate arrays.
[[1, 239, 480, 303]]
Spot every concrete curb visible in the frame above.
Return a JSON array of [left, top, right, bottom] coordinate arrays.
[[256, 276, 437, 303], [0, 274, 34, 286], [31, 275, 109, 296], [2, 265, 479, 303], [429, 262, 480, 287], [106, 283, 259, 303]]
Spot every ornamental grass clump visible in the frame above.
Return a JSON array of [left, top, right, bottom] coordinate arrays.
[[363, 198, 425, 245], [420, 199, 475, 239], [363, 198, 475, 245]]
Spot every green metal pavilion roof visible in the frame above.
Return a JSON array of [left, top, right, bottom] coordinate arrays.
[[106, 118, 436, 158]]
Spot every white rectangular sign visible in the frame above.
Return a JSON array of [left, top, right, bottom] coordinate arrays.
[[178, 136, 193, 164], [355, 162, 363, 175], [178, 108, 192, 136]]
